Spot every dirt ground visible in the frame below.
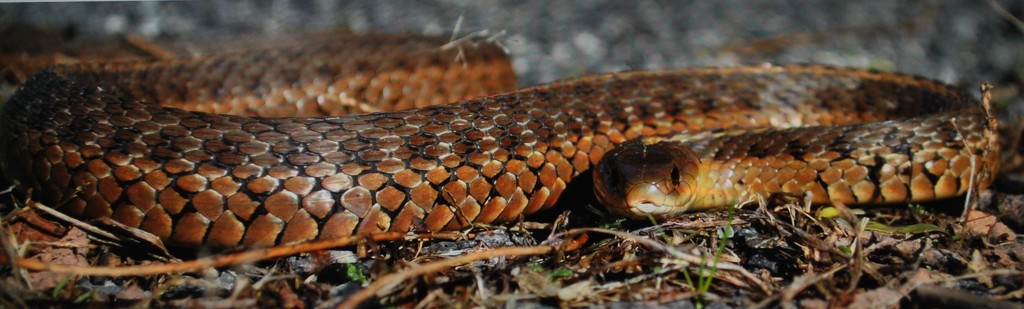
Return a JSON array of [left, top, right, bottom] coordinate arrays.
[[1, 1, 1023, 308]]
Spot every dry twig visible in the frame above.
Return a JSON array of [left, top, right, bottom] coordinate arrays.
[[0, 231, 473, 277], [336, 245, 555, 309]]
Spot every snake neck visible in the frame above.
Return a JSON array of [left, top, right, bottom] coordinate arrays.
[[681, 112, 999, 209]]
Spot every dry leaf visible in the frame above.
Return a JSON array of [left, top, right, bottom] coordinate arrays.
[[514, 269, 559, 298], [27, 228, 90, 290], [968, 250, 993, 287], [964, 210, 1017, 243], [558, 279, 594, 302]]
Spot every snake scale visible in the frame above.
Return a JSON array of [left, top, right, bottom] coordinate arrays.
[[0, 34, 1000, 249]]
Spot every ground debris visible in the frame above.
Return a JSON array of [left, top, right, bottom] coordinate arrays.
[[0, 185, 1022, 308]]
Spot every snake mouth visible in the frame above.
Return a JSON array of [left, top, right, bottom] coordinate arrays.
[[622, 182, 689, 219]]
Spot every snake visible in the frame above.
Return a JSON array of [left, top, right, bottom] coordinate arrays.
[[0, 34, 1000, 249]]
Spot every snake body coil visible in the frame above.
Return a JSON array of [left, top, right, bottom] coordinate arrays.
[[0, 34, 999, 249]]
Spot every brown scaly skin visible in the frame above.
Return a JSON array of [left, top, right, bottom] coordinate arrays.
[[0, 34, 999, 249]]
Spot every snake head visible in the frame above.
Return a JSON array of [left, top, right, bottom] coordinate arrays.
[[593, 137, 706, 220]]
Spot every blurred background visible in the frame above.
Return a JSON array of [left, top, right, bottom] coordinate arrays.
[[1, 0, 1022, 90]]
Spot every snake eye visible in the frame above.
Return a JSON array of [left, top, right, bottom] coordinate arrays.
[[671, 166, 681, 186], [603, 167, 620, 189]]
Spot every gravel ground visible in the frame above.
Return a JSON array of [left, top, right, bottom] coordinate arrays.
[[2, 0, 1022, 87]]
